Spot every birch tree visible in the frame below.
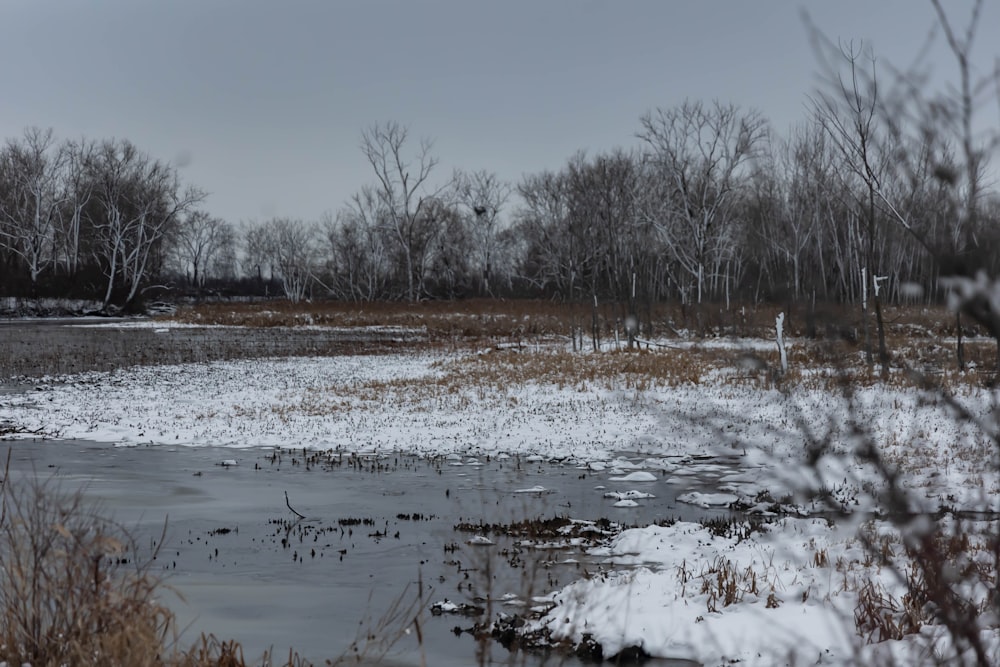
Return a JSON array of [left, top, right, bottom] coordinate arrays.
[[55, 139, 95, 278], [360, 122, 446, 302], [249, 218, 318, 303], [325, 187, 392, 301], [748, 121, 840, 300], [90, 139, 203, 311], [0, 128, 66, 295]]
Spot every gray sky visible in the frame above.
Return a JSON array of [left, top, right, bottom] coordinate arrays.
[[2, 1, 996, 224]]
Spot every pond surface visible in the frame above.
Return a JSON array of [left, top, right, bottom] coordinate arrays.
[[2, 440, 729, 666], [0, 319, 425, 379]]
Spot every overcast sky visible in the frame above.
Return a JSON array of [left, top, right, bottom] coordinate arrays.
[[2, 1, 996, 224]]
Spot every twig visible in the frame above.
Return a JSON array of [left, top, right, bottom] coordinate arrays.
[[284, 491, 306, 519], [1, 447, 10, 525]]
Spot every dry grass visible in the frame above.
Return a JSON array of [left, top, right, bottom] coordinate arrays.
[[261, 348, 718, 418], [697, 555, 780, 612], [0, 451, 389, 667], [170, 298, 606, 342], [0, 459, 174, 667], [229, 337, 994, 425], [170, 298, 994, 339], [166, 299, 998, 391], [430, 348, 710, 391], [850, 520, 998, 650]]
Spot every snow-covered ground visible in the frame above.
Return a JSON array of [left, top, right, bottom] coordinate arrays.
[[2, 343, 998, 665]]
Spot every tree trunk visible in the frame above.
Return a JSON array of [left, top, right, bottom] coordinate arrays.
[[956, 311, 965, 372]]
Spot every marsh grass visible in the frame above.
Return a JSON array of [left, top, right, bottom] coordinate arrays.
[[0, 451, 429, 667], [0, 453, 175, 667], [849, 520, 998, 650], [165, 299, 999, 392], [171, 299, 993, 340], [697, 555, 779, 612]]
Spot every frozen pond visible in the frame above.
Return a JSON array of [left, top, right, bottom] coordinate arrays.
[[2, 440, 728, 666]]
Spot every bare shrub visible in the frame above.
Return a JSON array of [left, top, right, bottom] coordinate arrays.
[[0, 452, 394, 666], [0, 459, 172, 666]]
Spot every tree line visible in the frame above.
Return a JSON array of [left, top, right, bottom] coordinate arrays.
[[1, 42, 997, 316]]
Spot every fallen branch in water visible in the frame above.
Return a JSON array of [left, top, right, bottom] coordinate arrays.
[[285, 491, 306, 519], [0, 423, 49, 438]]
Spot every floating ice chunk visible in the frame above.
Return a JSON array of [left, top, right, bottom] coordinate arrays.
[[219, 459, 237, 467], [432, 599, 459, 613], [430, 599, 484, 615], [467, 535, 494, 546], [609, 458, 643, 470], [514, 485, 552, 494], [613, 499, 639, 507], [525, 455, 544, 462], [676, 491, 738, 508], [588, 461, 608, 471], [608, 471, 657, 482], [642, 458, 676, 472]]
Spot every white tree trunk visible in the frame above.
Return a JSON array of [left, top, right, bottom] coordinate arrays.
[[775, 312, 788, 374]]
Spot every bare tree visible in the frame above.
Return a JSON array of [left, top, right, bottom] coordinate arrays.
[[55, 138, 96, 278], [208, 221, 237, 283], [360, 121, 447, 301], [242, 220, 271, 286], [811, 42, 894, 377], [453, 169, 511, 296], [514, 170, 578, 298], [797, 6, 1000, 665], [249, 218, 318, 303], [324, 187, 392, 301], [426, 196, 470, 298], [882, 0, 1000, 369], [90, 139, 203, 311], [638, 100, 767, 304], [750, 122, 840, 300], [0, 128, 66, 295], [171, 210, 234, 291]]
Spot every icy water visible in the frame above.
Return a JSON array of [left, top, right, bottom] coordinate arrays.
[[0, 318, 425, 378], [2, 440, 724, 666]]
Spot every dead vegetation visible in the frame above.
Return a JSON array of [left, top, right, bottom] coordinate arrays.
[[166, 299, 998, 386], [0, 450, 420, 667]]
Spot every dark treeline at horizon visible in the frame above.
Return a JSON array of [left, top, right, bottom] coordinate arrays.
[[1, 79, 998, 316]]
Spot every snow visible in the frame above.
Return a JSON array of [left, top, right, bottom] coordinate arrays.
[[676, 491, 738, 508], [607, 471, 658, 482], [2, 341, 998, 665], [537, 520, 857, 664], [603, 490, 655, 500]]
